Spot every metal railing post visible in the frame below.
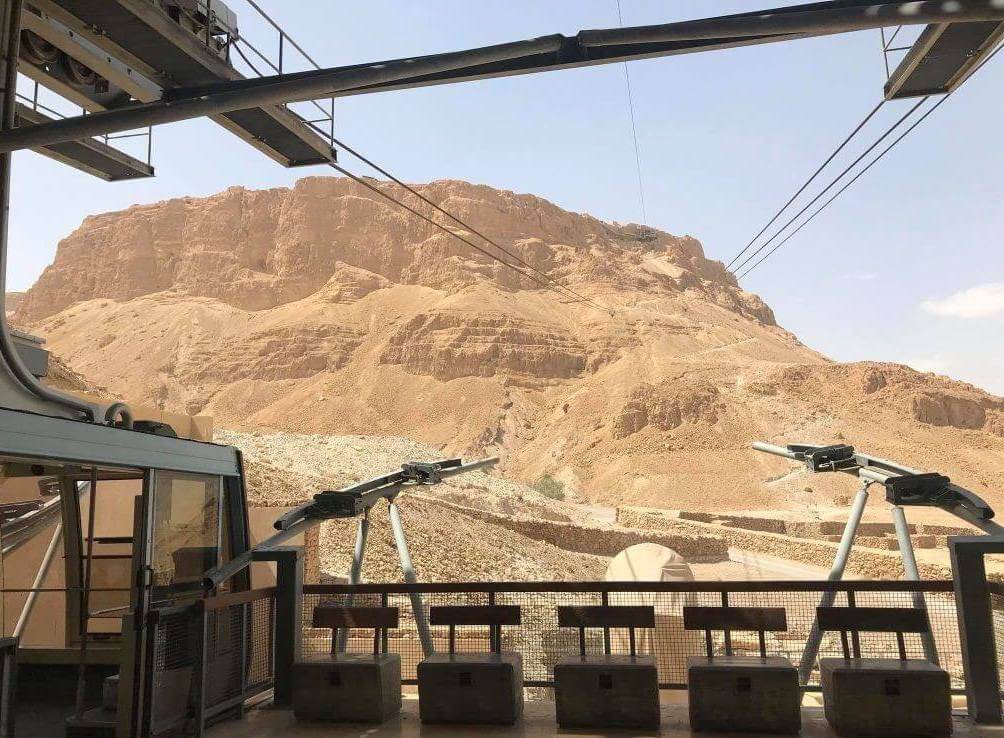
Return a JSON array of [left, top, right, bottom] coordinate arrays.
[[193, 600, 208, 738], [251, 546, 302, 707], [891, 505, 938, 663], [950, 536, 1004, 724], [0, 637, 17, 738]]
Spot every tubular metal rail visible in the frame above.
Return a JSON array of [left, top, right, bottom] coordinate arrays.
[[203, 456, 497, 591], [753, 441, 1002, 535]]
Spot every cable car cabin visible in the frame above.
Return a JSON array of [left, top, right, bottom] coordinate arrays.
[[0, 404, 253, 738]]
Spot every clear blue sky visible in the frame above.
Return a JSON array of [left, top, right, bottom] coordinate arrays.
[[7, 1, 1003, 393]]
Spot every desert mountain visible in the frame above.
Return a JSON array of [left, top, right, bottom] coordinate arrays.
[[15, 177, 1004, 512], [4, 291, 23, 316]]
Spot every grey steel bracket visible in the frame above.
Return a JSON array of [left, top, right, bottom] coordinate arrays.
[[754, 441, 1001, 534]]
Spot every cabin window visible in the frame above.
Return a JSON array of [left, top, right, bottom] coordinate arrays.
[[151, 471, 224, 600]]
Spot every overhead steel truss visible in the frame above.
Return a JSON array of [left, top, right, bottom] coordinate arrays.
[[1, 0, 1003, 155]]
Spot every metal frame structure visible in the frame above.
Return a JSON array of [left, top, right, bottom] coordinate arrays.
[[950, 536, 1004, 723], [884, 17, 1004, 98], [3, 2, 1004, 155], [0, 1, 1000, 735], [0, 636, 15, 738], [205, 457, 498, 659], [753, 441, 1004, 720], [0, 406, 253, 736]]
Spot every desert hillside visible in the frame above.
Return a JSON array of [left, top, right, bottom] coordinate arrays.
[[15, 176, 1004, 512]]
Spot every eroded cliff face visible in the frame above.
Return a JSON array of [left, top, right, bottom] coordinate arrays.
[[16, 177, 1004, 511], [16, 178, 774, 325]]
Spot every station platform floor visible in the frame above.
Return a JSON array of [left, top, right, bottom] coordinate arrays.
[[215, 696, 1004, 738]]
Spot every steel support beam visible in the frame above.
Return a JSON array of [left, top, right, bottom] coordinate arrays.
[[0, 34, 566, 152], [798, 481, 871, 683], [252, 546, 302, 708], [578, 1, 1004, 46], [3, 1, 1004, 154], [950, 536, 1004, 724], [388, 500, 433, 657], [891, 504, 939, 664], [0, 0, 105, 421]]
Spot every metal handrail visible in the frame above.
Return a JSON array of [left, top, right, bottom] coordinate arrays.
[[304, 579, 958, 594], [15, 85, 154, 166], [205, 585, 277, 611], [225, 0, 335, 148]]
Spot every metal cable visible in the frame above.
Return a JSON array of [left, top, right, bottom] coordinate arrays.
[[730, 96, 927, 275], [325, 136, 606, 310], [224, 2, 606, 310], [726, 99, 886, 269], [737, 101, 941, 279], [324, 160, 608, 311], [738, 39, 1003, 279], [617, 0, 647, 224]]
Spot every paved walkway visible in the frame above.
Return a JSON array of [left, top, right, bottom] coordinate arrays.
[[214, 698, 1004, 737]]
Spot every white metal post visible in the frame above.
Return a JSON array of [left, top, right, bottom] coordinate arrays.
[[12, 522, 62, 638], [388, 500, 433, 657], [798, 481, 871, 683], [891, 505, 939, 663], [336, 510, 370, 652]]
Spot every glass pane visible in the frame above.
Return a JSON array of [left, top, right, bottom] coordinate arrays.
[[80, 478, 140, 638], [0, 474, 66, 646], [151, 472, 222, 599]]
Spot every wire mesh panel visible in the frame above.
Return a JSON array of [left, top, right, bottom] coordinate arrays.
[[247, 590, 276, 694], [204, 604, 244, 711], [302, 581, 963, 691], [144, 588, 277, 737], [204, 587, 279, 716], [146, 605, 200, 736], [990, 588, 1004, 697]]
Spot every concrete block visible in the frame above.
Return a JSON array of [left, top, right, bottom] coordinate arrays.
[[293, 653, 401, 723], [417, 653, 523, 724], [820, 658, 951, 736], [687, 655, 800, 734], [554, 654, 660, 730]]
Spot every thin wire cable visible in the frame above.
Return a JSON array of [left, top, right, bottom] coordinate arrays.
[[737, 40, 1003, 280], [324, 135, 604, 310], [324, 160, 607, 310], [730, 96, 927, 275], [737, 99, 943, 279], [725, 99, 886, 270], [223, 2, 606, 311], [617, 0, 646, 224]]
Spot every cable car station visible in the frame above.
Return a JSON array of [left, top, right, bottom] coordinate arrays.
[[0, 2, 1003, 737]]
